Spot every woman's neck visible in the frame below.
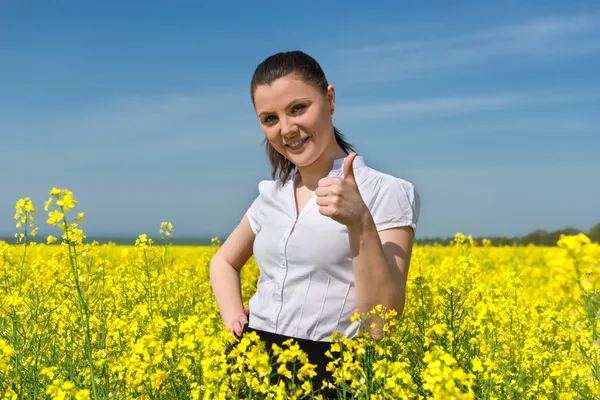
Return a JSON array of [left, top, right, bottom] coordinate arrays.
[[295, 141, 348, 190]]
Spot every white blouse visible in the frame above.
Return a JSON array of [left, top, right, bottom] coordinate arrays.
[[246, 155, 420, 342]]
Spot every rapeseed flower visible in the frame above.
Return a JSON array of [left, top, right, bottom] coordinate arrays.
[[1, 189, 600, 398], [159, 221, 174, 237]]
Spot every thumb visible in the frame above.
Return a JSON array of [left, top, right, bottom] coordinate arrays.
[[343, 152, 358, 183]]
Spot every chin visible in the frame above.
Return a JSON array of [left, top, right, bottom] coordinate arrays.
[[285, 147, 313, 161], [289, 153, 320, 168]]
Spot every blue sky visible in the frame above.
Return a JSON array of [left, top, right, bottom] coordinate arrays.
[[1, 1, 599, 240]]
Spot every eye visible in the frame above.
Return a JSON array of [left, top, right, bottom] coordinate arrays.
[[291, 103, 307, 113], [262, 115, 277, 125]]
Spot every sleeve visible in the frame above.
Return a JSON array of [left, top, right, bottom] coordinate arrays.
[[371, 178, 421, 233], [246, 183, 265, 234]]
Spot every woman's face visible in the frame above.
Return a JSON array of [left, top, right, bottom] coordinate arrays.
[[253, 74, 335, 168]]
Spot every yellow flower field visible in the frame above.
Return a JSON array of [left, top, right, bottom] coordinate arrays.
[[1, 189, 599, 399]]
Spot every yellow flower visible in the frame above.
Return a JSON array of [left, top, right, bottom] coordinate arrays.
[[135, 233, 153, 248], [62, 224, 86, 245], [159, 221, 174, 237], [14, 197, 37, 230], [47, 210, 64, 226], [454, 232, 466, 245], [2, 197, 599, 399], [56, 191, 77, 212], [472, 357, 484, 373], [75, 389, 91, 400], [44, 197, 53, 211]]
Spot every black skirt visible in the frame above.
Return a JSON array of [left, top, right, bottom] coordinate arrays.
[[235, 319, 340, 399]]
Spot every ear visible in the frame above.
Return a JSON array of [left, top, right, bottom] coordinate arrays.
[[327, 84, 335, 115]]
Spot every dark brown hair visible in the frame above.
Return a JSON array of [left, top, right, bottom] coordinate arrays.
[[250, 50, 354, 184]]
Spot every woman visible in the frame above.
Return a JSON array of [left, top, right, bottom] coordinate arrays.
[[209, 50, 420, 398]]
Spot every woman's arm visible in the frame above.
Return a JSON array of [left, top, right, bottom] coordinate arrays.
[[316, 153, 418, 340], [209, 214, 255, 335], [348, 213, 414, 340]]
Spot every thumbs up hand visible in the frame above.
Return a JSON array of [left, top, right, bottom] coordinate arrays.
[[316, 152, 368, 227]]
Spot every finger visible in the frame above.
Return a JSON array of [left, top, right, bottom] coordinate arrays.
[[316, 196, 329, 207], [243, 306, 249, 315], [343, 152, 358, 184], [239, 313, 248, 326], [318, 206, 334, 217], [315, 186, 331, 197], [317, 177, 342, 187], [232, 320, 243, 337]]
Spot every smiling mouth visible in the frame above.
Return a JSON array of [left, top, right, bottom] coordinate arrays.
[[285, 137, 310, 149]]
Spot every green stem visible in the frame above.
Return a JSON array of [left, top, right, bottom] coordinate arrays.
[[18, 225, 29, 294], [11, 311, 23, 399], [143, 248, 154, 318], [32, 285, 41, 399], [62, 212, 99, 400]]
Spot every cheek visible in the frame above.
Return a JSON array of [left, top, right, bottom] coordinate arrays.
[[296, 108, 316, 130], [264, 128, 282, 146], [306, 107, 331, 134]]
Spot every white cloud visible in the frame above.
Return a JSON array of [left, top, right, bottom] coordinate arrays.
[[328, 13, 600, 83], [1, 90, 261, 159], [337, 91, 600, 120]]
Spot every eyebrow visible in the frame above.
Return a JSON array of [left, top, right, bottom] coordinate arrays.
[[258, 98, 310, 117]]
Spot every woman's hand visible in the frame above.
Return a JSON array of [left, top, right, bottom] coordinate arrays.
[[231, 306, 249, 338], [316, 152, 369, 227]]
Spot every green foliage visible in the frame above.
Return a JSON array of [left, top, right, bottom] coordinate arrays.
[[415, 222, 600, 246], [589, 222, 600, 244]]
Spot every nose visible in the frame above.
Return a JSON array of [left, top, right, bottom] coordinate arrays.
[[280, 115, 297, 138]]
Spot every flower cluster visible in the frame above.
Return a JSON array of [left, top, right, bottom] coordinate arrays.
[[1, 190, 599, 399], [43, 188, 86, 245], [421, 347, 475, 399], [135, 233, 154, 248], [14, 197, 38, 242], [159, 221, 174, 238]]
